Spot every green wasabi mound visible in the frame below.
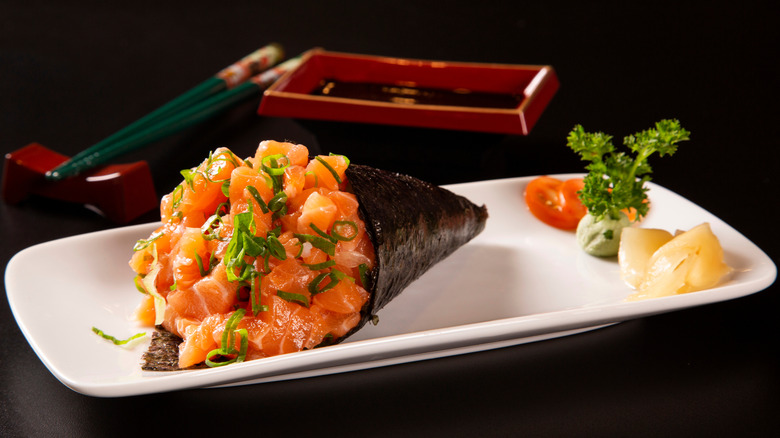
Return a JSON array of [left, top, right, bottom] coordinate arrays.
[[576, 212, 631, 257]]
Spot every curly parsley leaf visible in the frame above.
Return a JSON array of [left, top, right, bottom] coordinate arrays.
[[567, 119, 690, 222]]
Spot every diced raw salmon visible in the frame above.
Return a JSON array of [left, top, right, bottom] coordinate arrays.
[[130, 143, 376, 369], [312, 279, 369, 314], [304, 155, 349, 190], [171, 227, 209, 290], [297, 191, 338, 235], [253, 140, 310, 168], [134, 294, 157, 326]]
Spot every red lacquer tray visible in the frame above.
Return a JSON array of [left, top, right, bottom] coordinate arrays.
[[257, 49, 559, 134]]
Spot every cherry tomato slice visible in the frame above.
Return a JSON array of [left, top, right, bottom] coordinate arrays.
[[524, 176, 587, 230], [560, 178, 588, 219]]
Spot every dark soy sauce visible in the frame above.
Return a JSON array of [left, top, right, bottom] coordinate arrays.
[[311, 79, 523, 109]]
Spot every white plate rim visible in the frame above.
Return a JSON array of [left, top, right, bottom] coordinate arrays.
[[5, 174, 776, 397]]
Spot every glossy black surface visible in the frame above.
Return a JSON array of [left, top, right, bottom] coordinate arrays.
[[2, 1, 777, 436]]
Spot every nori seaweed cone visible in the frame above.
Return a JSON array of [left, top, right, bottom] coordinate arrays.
[[344, 164, 488, 334], [142, 163, 487, 369]]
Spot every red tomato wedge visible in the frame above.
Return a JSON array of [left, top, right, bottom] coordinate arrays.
[[524, 176, 587, 230]]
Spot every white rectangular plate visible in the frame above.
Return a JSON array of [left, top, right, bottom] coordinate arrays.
[[5, 175, 776, 397]]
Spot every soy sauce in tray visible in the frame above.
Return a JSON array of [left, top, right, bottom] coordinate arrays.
[[311, 79, 523, 109]]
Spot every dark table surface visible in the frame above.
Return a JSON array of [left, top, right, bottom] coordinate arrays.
[[2, 1, 778, 436]]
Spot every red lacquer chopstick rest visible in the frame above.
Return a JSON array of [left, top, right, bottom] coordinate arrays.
[[2, 143, 158, 223]]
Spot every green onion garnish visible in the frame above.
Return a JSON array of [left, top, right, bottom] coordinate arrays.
[[308, 272, 334, 296], [261, 154, 290, 195], [92, 327, 146, 345], [134, 274, 147, 293], [305, 170, 318, 187], [315, 156, 342, 184], [249, 274, 268, 315], [332, 220, 358, 241], [195, 252, 217, 277], [277, 290, 310, 308], [358, 263, 370, 287], [309, 223, 337, 243], [210, 149, 242, 169], [205, 309, 248, 367], [133, 230, 164, 251], [268, 191, 288, 218], [245, 185, 270, 213], [329, 152, 350, 166], [201, 213, 227, 241], [180, 168, 197, 190], [294, 233, 336, 256], [171, 184, 184, 209], [266, 234, 287, 261], [303, 260, 336, 271], [195, 252, 207, 277], [308, 269, 351, 296], [260, 154, 290, 176]]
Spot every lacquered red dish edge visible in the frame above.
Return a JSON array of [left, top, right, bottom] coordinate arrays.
[[258, 48, 559, 135]]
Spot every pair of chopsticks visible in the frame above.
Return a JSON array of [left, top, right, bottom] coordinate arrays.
[[46, 43, 302, 181]]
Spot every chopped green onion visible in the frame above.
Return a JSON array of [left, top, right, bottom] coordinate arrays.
[[214, 202, 230, 217], [171, 184, 184, 209], [261, 154, 290, 176], [329, 152, 351, 167], [242, 232, 266, 258], [358, 263, 370, 287], [261, 253, 272, 274], [315, 156, 342, 184], [266, 234, 287, 260], [220, 180, 231, 197], [303, 260, 336, 271], [201, 213, 226, 241], [180, 168, 197, 190], [305, 170, 318, 187], [134, 274, 147, 294], [308, 272, 332, 295], [307, 270, 350, 296], [277, 290, 310, 307], [245, 185, 270, 213], [249, 274, 268, 315], [332, 220, 358, 241], [92, 327, 146, 345], [236, 329, 249, 362], [141, 246, 167, 325], [195, 253, 206, 277], [210, 149, 242, 169], [330, 269, 351, 282], [205, 309, 248, 367], [309, 223, 337, 243], [268, 191, 288, 218], [294, 233, 336, 256], [261, 154, 290, 194], [133, 230, 164, 251], [195, 252, 217, 277]]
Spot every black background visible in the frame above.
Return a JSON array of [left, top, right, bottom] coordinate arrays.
[[1, 1, 778, 436]]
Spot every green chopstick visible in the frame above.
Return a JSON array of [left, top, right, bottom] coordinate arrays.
[[45, 56, 302, 181], [45, 43, 284, 181]]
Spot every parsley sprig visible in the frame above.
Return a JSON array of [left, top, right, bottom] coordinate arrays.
[[567, 119, 690, 222]]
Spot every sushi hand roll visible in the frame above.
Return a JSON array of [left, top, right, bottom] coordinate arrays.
[[129, 141, 487, 370]]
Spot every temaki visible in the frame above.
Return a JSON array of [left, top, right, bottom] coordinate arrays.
[[131, 141, 487, 370]]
